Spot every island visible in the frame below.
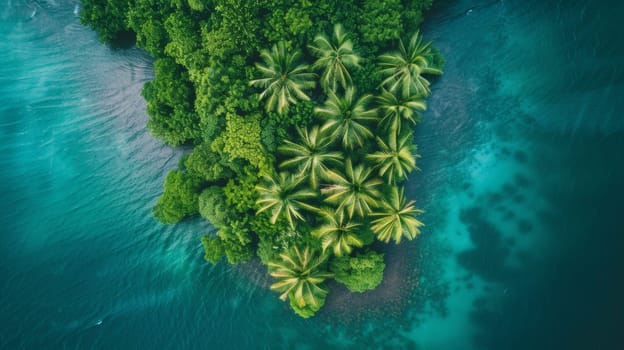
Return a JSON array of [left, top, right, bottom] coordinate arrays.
[[81, 0, 443, 318]]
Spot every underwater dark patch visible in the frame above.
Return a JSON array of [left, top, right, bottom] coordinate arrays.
[[513, 150, 528, 163], [457, 207, 515, 282]]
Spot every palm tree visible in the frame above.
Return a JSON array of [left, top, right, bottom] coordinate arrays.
[[322, 158, 383, 218], [249, 41, 316, 114], [309, 23, 361, 92], [376, 88, 426, 134], [278, 126, 343, 188], [312, 207, 363, 257], [256, 172, 318, 229], [268, 245, 333, 315], [366, 132, 419, 184], [315, 88, 377, 150], [378, 31, 442, 98], [370, 186, 424, 244]]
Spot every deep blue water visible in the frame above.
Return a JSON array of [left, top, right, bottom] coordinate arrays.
[[1, 0, 623, 349]]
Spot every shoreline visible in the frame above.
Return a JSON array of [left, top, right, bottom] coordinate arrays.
[[234, 238, 432, 324]]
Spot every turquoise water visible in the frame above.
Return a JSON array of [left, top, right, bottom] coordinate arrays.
[[1, 0, 622, 349]]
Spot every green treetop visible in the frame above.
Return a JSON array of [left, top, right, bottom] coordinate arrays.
[[249, 41, 316, 115]]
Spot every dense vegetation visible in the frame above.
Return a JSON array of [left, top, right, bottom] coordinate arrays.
[[81, 0, 443, 318]]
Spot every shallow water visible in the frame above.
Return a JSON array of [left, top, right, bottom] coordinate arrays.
[[1, 0, 622, 349]]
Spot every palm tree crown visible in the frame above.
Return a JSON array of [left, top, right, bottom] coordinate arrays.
[[312, 207, 363, 257], [268, 245, 333, 312], [249, 41, 316, 114], [309, 23, 361, 92], [256, 172, 318, 229], [315, 88, 377, 150], [376, 88, 426, 134], [322, 159, 383, 218], [370, 186, 424, 244], [378, 31, 442, 98], [278, 126, 343, 188], [367, 132, 419, 184]]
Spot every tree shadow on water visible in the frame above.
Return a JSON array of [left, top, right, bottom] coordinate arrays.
[[458, 207, 518, 283], [465, 132, 624, 350], [312, 235, 451, 349]]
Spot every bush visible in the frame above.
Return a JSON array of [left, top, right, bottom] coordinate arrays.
[[143, 58, 200, 146], [289, 294, 326, 319], [153, 170, 203, 223], [198, 186, 229, 227], [201, 235, 225, 264], [185, 143, 234, 182], [330, 250, 385, 292]]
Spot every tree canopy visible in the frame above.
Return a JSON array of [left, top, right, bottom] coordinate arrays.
[[81, 0, 442, 318], [331, 250, 386, 292]]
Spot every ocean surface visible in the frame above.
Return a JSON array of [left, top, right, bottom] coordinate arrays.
[[1, 0, 623, 349]]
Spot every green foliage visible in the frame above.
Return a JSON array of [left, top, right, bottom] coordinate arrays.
[[143, 58, 201, 146], [255, 221, 306, 264], [330, 250, 385, 292], [378, 30, 443, 98], [351, 60, 382, 96], [357, 0, 403, 50], [289, 294, 326, 318], [376, 88, 427, 134], [164, 11, 207, 69], [249, 42, 316, 115], [184, 142, 234, 182], [261, 101, 316, 152], [264, 1, 321, 47], [430, 46, 446, 71], [83, 0, 441, 318], [256, 172, 318, 229], [312, 208, 363, 257], [217, 217, 251, 244], [193, 72, 225, 143], [153, 170, 203, 224], [257, 234, 279, 265], [212, 113, 270, 171], [223, 166, 261, 213], [284, 6, 314, 41], [216, 217, 255, 265], [250, 208, 317, 266], [315, 88, 378, 150], [283, 100, 317, 129], [322, 159, 383, 218], [80, 0, 132, 46], [221, 74, 261, 115], [367, 132, 420, 184], [402, 0, 433, 35], [203, 0, 262, 59], [126, 0, 175, 56], [187, 0, 210, 12], [370, 186, 424, 244], [192, 60, 259, 144], [309, 24, 361, 92], [268, 245, 332, 318], [201, 235, 225, 264], [198, 186, 229, 227], [221, 237, 255, 264], [278, 125, 343, 188], [250, 212, 289, 238]]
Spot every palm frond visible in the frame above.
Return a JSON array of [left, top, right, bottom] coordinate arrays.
[[315, 88, 377, 150], [250, 42, 316, 114], [309, 24, 361, 92], [378, 31, 442, 98], [268, 246, 332, 311], [370, 186, 424, 244], [321, 159, 383, 218]]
